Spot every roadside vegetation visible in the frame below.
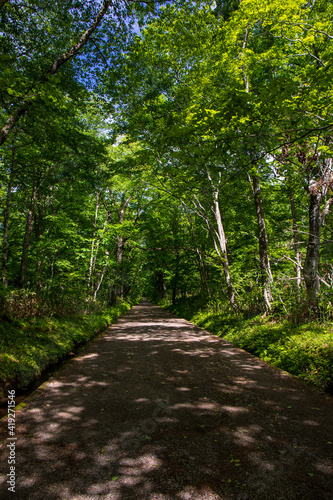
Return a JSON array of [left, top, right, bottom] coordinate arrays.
[[1, 0, 333, 403], [0, 302, 132, 398], [164, 297, 333, 395]]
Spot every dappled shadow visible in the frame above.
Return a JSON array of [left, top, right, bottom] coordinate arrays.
[[0, 299, 332, 499]]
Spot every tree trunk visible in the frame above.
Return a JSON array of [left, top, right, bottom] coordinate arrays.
[[116, 236, 124, 300], [93, 261, 108, 301], [251, 174, 273, 312], [212, 192, 237, 309], [34, 202, 44, 293], [303, 193, 321, 306], [290, 192, 302, 289], [87, 193, 99, 299], [1, 149, 16, 286], [184, 207, 211, 297], [204, 170, 237, 309], [172, 253, 179, 306], [155, 270, 166, 299], [113, 195, 131, 300], [196, 248, 211, 297], [17, 185, 37, 288], [302, 158, 333, 307]]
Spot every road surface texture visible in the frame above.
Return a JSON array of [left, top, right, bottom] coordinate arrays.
[[0, 299, 332, 499]]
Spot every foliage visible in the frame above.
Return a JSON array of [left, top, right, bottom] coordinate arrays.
[[166, 297, 333, 394], [0, 0, 333, 397], [0, 301, 132, 398]]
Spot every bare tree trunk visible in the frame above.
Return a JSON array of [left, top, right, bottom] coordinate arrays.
[[114, 195, 131, 300], [196, 248, 211, 297], [250, 174, 273, 312], [290, 192, 302, 289], [17, 185, 37, 288], [116, 236, 124, 300], [184, 206, 211, 297], [34, 202, 44, 293], [303, 193, 321, 306], [206, 171, 237, 310], [93, 253, 109, 301], [303, 158, 333, 306], [87, 193, 99, 299], [214, 194, 237, 309], [155, 270, 166, 299], [2, 146, 16, 286]]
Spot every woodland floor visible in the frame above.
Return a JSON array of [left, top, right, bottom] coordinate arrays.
[[0, 299, 332, 500]]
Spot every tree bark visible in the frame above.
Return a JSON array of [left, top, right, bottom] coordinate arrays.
[[116, 236, 124, 299], [250, 174, 273, 312], [303, 193, 322, 306], [114, 195, 131, 300], [155, 270, 166, 299], [303, 158, 333, 306], [17, 185, 37, 288], [213, 192, 237, 309], [87, 193, 100, 299], [290, 192, 302, 289], [206, 171, 238, 310], [93, 252, 109, 301], [34, 202, 44, 293], [1, 143, 16, 286], [184, 206, 211, 297], [196, 247, 211, 297]]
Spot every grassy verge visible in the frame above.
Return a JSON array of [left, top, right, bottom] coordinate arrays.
[[165, 299, 333, 394], [0, 302, 131, 398]]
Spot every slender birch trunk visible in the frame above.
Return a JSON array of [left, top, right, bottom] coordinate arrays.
[[93, 251, 109, 301], [289, 192, 302, 289], [207, 171, 238, 310], [17, 185, 37, 288], [87, 193, 99, 299], [213, 191, 237, 309], [114, 195, 131, 300]]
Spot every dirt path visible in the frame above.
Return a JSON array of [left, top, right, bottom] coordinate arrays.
[[0, 299, 332, 499]]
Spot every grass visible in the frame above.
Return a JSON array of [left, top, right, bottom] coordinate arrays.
[[0, 302, 131, 398], [165, 298, 333, 394]]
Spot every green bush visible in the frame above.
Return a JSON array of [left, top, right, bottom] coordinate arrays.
[[0, 302, 131, 398], [165, 298, 333, 394]]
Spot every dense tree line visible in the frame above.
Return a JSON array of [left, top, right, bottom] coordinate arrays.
[[0, 0, 332, 320]]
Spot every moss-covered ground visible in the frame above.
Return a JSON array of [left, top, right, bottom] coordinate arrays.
[[0, 302, 131, 397]]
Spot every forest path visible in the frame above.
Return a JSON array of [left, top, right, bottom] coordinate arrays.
[[0, 299, 332, 500]]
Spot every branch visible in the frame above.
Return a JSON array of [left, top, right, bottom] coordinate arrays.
[[47, 1, 110, 75], [321, 196, 333, 226], [0, 2, 110, 147], [282, 255, 330, 287]]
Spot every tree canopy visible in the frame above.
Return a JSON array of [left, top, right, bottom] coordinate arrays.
[[0, 0, 332, 319]]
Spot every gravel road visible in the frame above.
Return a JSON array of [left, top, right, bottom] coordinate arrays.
[[0, 299, 332, 499]]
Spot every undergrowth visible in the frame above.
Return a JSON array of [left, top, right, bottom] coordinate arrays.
[[165, 297, 333, 394], [0, 302, 132, 398]]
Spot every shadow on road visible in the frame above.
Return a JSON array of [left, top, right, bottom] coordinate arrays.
[[0, 300, 332, 499]]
